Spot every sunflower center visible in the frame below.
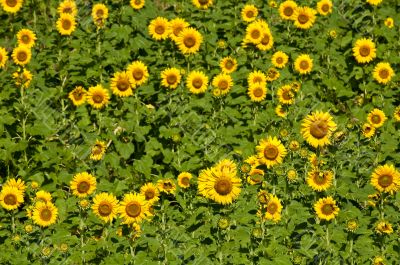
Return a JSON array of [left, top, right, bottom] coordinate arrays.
[[173, 26, 183, 36], [282, 91, 292, 100], [283, 6, 293, 17], [132, 69, 143, 80], [268, 70, 277, 78], [378, 175, 392, 188], [117, 80, 130, 91], [321, 204, 334, 215], [264, 145, 279, 160], [218, 80, 229, 90], [167, 74, 177, 84], [246, 11, 254, 18], [253, 87, 264, 98], [63, 7, 72, 14], [144, 190, 155, 200], [199, 0, 209, 5], [276, 57, 283, 64], [92, 144, 103, 155], [96, 9, 105, 17], [379, 69, 389, 79], [364, 125, 372, 133], [77, 181, 90, 193], [359, 45, 370, 57], [214, 179, 232, 195], [126, 202, 141, 217], [98, 203, 112, 216], [134, 0, 142, 4], [163, 182, 173, 190], [253, 76, 263, 83], [73, 90, 83, 100], [251, 29, 261, 39], [267, 202, 278, 214], [184, 36, 196, 48], [261, 34, 270, 45], [298, 14, 309, 24], [313, 172, 327, 185], [92, 94, 104, 103], [155, 25, 165, 34], [40, 209, 52, 221], [6, 0, 17, 7], [300, 60, 309, 70], [310, 120, 328, 139], [21, 35, 30, 44], [17, 51, 28, 62], [181, 177, 190, 186], [4, 194, 17, 205], [225, 60, 234, 70], [371, 115, 381, 124], [321, 4, 330, 12], [192, 78, 203, 89], [62, 19, 72, 30]]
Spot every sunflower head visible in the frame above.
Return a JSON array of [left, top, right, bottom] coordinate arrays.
[[373, 62, 395, 85], [394, 106, 400, 122], [192, 0, 213, 9], [130, 0, 145, 10], [68, 86, 87, 106], [157, 179, 176, 195], [176, 27, 203, 55], [118, 193, 151, 224], [17, 29, 37, 48], [241, 4, 258, 22], [186, 70, 208, 94], [35, 190, 52, 203], [168, 18, 189, 42], [140, 183, 160, 205], [265, 67, 279, 82], [86, 85, 110, 109], [92, 193, 119, 223], [220, 57, 238, 73], [148, 17, 170, 40], [177, 172, 192, 189], [258, 194, 282, 223], [317, 0, 333, 16], [384, 17, 394, 28], [256, 136, 287, 168], [301, 111, 337, 148], [248, 83, 267, 102], [0, 186, 24, 211], [161, 67, 182, 89], [279, 1, 297, 20], [0, 47, 8, 68], [352, 38, 376, 64], [70, 172, 97, 198], [294, 6, 317, 30], [367, 108, 387, 128], [111, 71, 134, 97], [1, 0, 23, 13], [57, 0, 77, 16], [32, 201, 59, 227], [314, 196, 339, 221], [371, 164, 400, 194], [12, 46, 31, 66], [294, 54, 313, 74], [212, 73, 233, 95], [56, 13, 77, 35], [375, 220, 393, 235], [272, 51, 289, 68], [275, 105, 287, 118], [306, 169, 333, 191], [127, 60, 149, 86], [362, 123, 375, 138]]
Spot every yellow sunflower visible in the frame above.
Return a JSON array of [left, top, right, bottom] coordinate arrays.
[[317, 0, 333, 16], [86, 85, 110, 109], [256, 30, 274, 51], [278, 1, 297, 20], [0, 47, 8, 68], [35, 190, 52, 203], [384, 17, 394, 28], [265, 67, 279, 82], [291, 81, 301, 92], [373, 62, 395, 84], [16, 29, 36, 48], [375, 220, 393, 234], [4, 178, 26, 192], [140, 183, 160, 205], [294, 54, 313, 74], [314, 196, 339, 221], [192, 0, 213, 9], [301, 111, 337, 148], [119, 193, 151, 224], [130, 0, 145, 10], [306, 169, 334, 192], [92, 193, 119, 223], [220, 56, 238, 73], [394, 106, 400, 122], [57, 0, 77, 16], [127, 60, 149, 86], [256, 136, 287, 168], [258, 194, 282, 223], [176, 27, 203, 54], [0, 186, 24, 211], [32, 201, 58, 227], [371, 164, 400, 194], [367, 108, 387, 128], [177, 172, 192, 189], [92, 3, 108, 19], [68, 86, 87, 106], [244, 155, 260, 168], [293, 7, 317, 30], [56, 13, 76, 35], [362, 123, 375, 138], [212, 73, 233, 95], [241, 4, 258, 23], [277, 85, 295, 105], [70, 172, 97, 198], [247, 168, 264, 185], [0, 0, 23, 13], [352, 38, 376, 64], [245, 21, 264, 44], [248, 70, 267, 86], [148, 17, 169, 40], [90, 140, 107, 160], [186, 70, 208, 94], [157, 179, 176, 195], [272, 51, 289, 68], [110, 71, 134, 97], [366, 0, 382, 6], [12, 46, 31, 66], [12, 68, 33, 88], [248, 83, 267, 102], [168, 18, 189, 42], [275, 105, 287, 118], [161, 67, 182, 89]]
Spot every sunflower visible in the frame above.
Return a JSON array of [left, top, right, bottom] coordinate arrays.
[[86, 85, 110, 109], [16, 29, 36, 48], [287, 169, 298, 183], [110, 71, 134, 97], [247, 168, 264, 185], [259, 194, 282, 223], [278, 1, 297, 20], [161, 67, 182, 89], [192, 0, 213, 9], [245, 21, 264, 44], [68, 86, 87, 106], [294, 54, 313, 74], [0, 47, 8, 68], [367, 108, 386, 128], [366, 0, 382, 6], [277, 85, 295, 105], [244, 155, 260, 168], [256, 136, 287, 168], [371, 164, 400, 194], [275, 105, 287, 118], [317, 0, 333, 16], [362, 123, 375, 138], [0, 186, 24, 211], [56, 13, 76, 35], [220, 57, 238, 73], [4, 178, 26, 192], [384, 17, 394, 28], [35, 190, 52, 203], [0, 0, 23, 13], [92, 193, 119, 223], [57, 0, 77, 16], [394, 106, 400, 122], [301, 111, 337, 148], [177, 172, 192, 189], [130, 0, 145, 10], [375, 220, 393, 234], [248, 70, 267, 86], [70, 172, 97, 198], [306, 169, 333, 192], [168, 18, 189, 42], [248, 83, 267, 102], [241, 4, 258, 23], [291, 81, 301, 92], [92, 3, 108, 19], [157, 179, 176, 195], [119, 193, 151, 224], [12, 68, 32, 88], [12, 46, 31, 66], [352, 38, 376, 64], [186, 70, 208, 94], [140, 183, 160, 205], [127, 60, 149, 86], [212, 73, 233, 95], [257, 190, 270, 204], [265, 67, 279, 82], [90, 140, 107, 160], [256, 30, 274, 51], [148, 17, 169, 40], [314, 197, 339, 221], [289, 140, 300, 151], [272, 51, 289, 68], [32, 201, 58, 227], [215, 159, 237, 174], [373, 62, 395, 84], [176, 27, 203, 54], [293, 7, 317, 30]]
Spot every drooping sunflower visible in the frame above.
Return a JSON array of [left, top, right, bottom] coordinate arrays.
[[352, 38, 376, 64], [244, 155, 260, 168], [272, 51, 289, 68], [259, 194, 282, 223], [92, 193, 119, 223], [70, 172, 97, 198], [291, 81, 301, 92], [0, 186, 24, 211], [366, 0, 383, 6], [317, 0, 333, 16], [90, 140, 107, 160], [32, 202, 58, 227], [256, 136, 287, 168], [248, 70, 267, 86], [0, 47, 8, 68], [375, 220, 393, 234], [220, 56, 238, 73], [293, 7, 317, 30], [362, 123, 375, 138], [16, 29, 36, 48], [177, 172, 192, 189], [4, 178, 26, 192], [241, 4, 258, 23], [119, 193, 151, 224], [294, 54, 313, 74], [277, 85, 295, 105], [192, 0, 213, 9], [275, 105, 287, 118], [140, 183, 160, 205], [371, 164, 400, 194], [127, 60, 149, 86], [56, 13, 76, 35], [12, 68, 32, 88], [372, 62, 395, 85], [367, 108, 387, 128], [57, 0, 77, 16], [130, 0, 145, 10], [0, 0, 23, 13], [301, 111, 337, 148], [248, 83, 267, 102], [306, 169, 334, 192], [35, 190, 52, 203], [157, 179, 176, 195], [314, 196, 339, 221], [12, 46, 31, 66], [176, 27, 203, 55], [278, 1, 297, 20], [384, 17, 394, 28], [265, 67, 279, 82], [86, 85, 110, 109], [161, 67, 182, 89], [68, 86, 87, 106], [110, 71, 134, 97], [168, 18, 189, 42], [394, 106, 400, 122], [186, 70, 208, 94], [148, 17, 169, 40], [212, 73, 233, 95], [247, 168, 264, 185], [245, 21, 264, 44]]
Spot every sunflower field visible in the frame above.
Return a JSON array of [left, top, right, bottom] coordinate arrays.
[[0, 0, 400, 264]]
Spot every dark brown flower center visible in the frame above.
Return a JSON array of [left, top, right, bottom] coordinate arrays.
[[126, 202, 141, 217], [40, 209, 52, 221], [264, 145, 279, 160], [92, 94, 104, 104], [167, 74, 177, 85], [98, 203, 112, 216], [300, 60, 309, 70], [313, 172, 327, 185], [155, 25, 165, 34], [92, 144, 103, 155], [261, 34, 270, 45], [282, 90, 292, 100], [371, 115, 381, 124], [379, 69, 389, 79], [267, 202, 278, 214], [132, 69, 143, 80], [364, 125, 372, 133], [321, 4, 330, 12], [378, 175, 392, 188], [251, 29, 261, 39], [310, 120, 328, 139], [218, 80, 229, 90], [276, 57, 283, 64], [77, 181, 90, 193], [298, 14, 309, 24], [62, 19, 72, 30], [181, 177, 190, 186], [163, 182, 173, 190], [268, 69, 277, 78], [214, 179, 232, 195], [144, 190, 155, 200], [359, 45, 370, 57], [73, 90, 83, 100], [283, 6, 293, 17], [6, 0, 17, 7], [199, 0, 209, 5], [321, 204, 334, 215], [246, 11, 254, 18], [253, 87, 264, 98], [63, 7, 72, 14], [192, 78, 203, 89], [225, 60, 234, 70], [117, 80, 130, 91], [184, 36, 196, 48], [4, 194, 17, 205], [134, 0, 142, 5], [21, 35, 30, 44], [96, 9, 104, 17], [17, 51, 27, 62]]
